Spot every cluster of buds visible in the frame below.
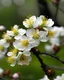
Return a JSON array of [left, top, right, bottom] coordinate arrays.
[[0, 15, 64, 67], [0, 68, 20, 80]]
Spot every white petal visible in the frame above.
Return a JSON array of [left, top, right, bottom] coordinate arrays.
[[7, 52, 12, 56], [28, 56, 32, 62], [30, 16, 36, 22], [46, 19, 54, 27], [23, 20, 29, 28], [18, 28, 26, 35], [13, 40, 22, 50], [4, 42, 10, 48], [10, 62, 16, 67], [14, 25, 18, 29], [0, 48, 7, 55], [0, 39, 6, 45], [24, 51, 31, 56], [0, 54, 5, 59], [45, 45, 54, 52], [13, 40, 25, 50], [40, 37, 48, 42], [50, 38, 60, 46], [7, 30, 14, 36], [33, 17, 43, 28], [26, 29, 35, 37], [0, 68, 4, 75], [39, 31, 48, 38], [14, 35, 22, 40], [31, 40, 40, 47]]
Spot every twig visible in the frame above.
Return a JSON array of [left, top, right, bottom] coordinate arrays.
[[49, 65, 64, 70], [53, 0, 60, 25], [31, 48, 55, 77], [41, 52, 64, 64]]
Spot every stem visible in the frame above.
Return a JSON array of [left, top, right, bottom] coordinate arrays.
[[41, 52, 64, 64], [49, 65, 64, 70], [31, 48, 55, 77], [54, 0, 60, 24]]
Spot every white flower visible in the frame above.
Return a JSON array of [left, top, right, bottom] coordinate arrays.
[[45, 44, 54, 53], [0, 68, 4, 75], [50, 38, 60, 46], [17, 51, 32, 65], [54, 74, 64, 80], [45, 19, 54, 27], [46, 26, 61, 39], [23, 16, 36, 28], [33, 16, 43, 28], [0, 39, 9, 59], [0, 25, 5, 31], [45, 38, 60, 53], [58, 26, 64, 36], [34, 15, 54, 28], [39, 75, 49, 80], [7, 48, 18, 67], [7, 25, 26, 40], [2, 33, 12, 42], [13, 36, 39, 51], [26, 29, 48, 42]]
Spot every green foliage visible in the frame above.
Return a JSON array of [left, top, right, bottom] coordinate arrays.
[[46, 0, 52, 2]]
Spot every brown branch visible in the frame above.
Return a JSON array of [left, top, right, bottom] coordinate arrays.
[[49, 65, 64, 70], [31, 48, 55, 78], [41, 52, 64, 64]]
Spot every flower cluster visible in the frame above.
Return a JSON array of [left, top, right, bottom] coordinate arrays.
[[45, 26, 64, 53], [0, 68, 20, 80], [39, 73, 64, 80], [1, 15, 64, 67]]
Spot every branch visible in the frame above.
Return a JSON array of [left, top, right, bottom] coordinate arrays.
[[31, 48, 55, 77], [31, 48, 64, 64], [41, 52, 64, 64], [49, 65, 64, 70]]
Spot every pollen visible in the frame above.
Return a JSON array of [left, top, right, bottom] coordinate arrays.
[[33, 31, 39, 39], [2, 33, 11, 42], [12, 28, 18, 35], [12, 48, 18, 56], [21, 40, 28, 47], [20, 54, 27, 62], [0, 46, 4, 51], [48, 30, 55, 37], [8, 57, 15, 63], [42, 17, 47, 26]]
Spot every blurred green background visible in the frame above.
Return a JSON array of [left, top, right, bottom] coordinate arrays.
[[0, 0, 64, 80]]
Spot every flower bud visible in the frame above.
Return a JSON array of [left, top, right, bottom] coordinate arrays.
[[12, 73, 20, 79]]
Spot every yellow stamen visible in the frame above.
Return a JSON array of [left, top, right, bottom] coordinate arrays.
[[12, 28, 18, 35], [8, 57, 15, 63], [48, 31, 55, 37], [21, 40, 28, 47], [33, 31, 39, 39], [25, 18, 34, 28], [43, 17, 47, 26], [10, 48, 18, 56], [0, 46, 4, 51], [2, 33, 11, 42], [20, 54, 27, 62]]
